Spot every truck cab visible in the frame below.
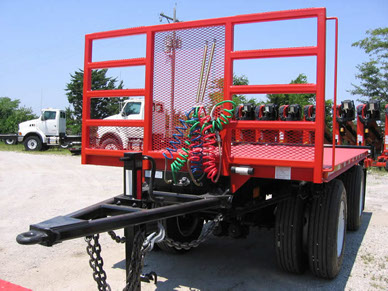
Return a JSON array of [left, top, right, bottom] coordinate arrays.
[[95, 97, 165, 151], [18, 108, 66, 151]]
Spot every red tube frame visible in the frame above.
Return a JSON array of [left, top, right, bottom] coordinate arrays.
[[81, 8, 340, 184]]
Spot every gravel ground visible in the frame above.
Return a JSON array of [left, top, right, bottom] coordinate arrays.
[[0, 151, 387, 291]]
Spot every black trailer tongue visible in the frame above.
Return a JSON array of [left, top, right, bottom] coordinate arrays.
[[17, 192, 228, 246], [16, 152, 230, 290]]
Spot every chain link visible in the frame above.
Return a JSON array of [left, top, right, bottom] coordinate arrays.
[[123, 230, 146, 291], [86, 215, 221, 290], [164, 214, 223, 250], [85, 234, 111, 291], [88, 225, 163, 291], [108, 230, 126, 244]]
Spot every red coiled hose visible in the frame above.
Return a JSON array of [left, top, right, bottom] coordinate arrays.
[[201, 122, 219, 183]]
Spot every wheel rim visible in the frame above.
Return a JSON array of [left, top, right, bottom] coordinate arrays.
[[176, 216, 199, 237], [27, 139, 37, 150], [337, 200, 345, 257], [6, 139, 14, 145], [359, 177, 365, 217]]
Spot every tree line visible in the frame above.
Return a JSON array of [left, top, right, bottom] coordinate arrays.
[[1, 27, 386, 135], [0, 97, 36, 133], [61, 25, 388, 133]]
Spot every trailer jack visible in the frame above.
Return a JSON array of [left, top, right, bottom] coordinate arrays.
[[17, 152, 230, 289]]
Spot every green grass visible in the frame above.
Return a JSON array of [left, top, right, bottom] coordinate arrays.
[[368, 166, 388, 175], [0, 142, 72, 155]]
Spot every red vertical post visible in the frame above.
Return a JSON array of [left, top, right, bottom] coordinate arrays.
[[333, 105, 341, 145], [81, 36, 93, 164], [385, 105, 388, 151], [326, 17, 338, 172], [221, 21, 234, 175], [356, 104, 366, 146], [143, 31, 155, 154], [313, 9, 326, 183]]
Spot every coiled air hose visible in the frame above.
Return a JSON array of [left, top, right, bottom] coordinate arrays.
[[163, 101, 235, 185]]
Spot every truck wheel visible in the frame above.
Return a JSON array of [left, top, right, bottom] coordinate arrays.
[[275, 195, 306, 274], [157, 215, 204, 253], [340, 165, 364, 231], [24, 136, 42, 151], [385, 161, 388, 172], [308, 179, 347, 279], [101, 138, 122, 150], [5, 138, 16, 145]]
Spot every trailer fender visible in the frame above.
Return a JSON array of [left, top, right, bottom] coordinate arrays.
[[100, 133, 123, 150]]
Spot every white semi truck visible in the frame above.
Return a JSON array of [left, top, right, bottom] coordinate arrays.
[[1, 98, 164, 152], [0, 108, 81, 151]]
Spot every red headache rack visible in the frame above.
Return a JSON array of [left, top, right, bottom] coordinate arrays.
[[81, 8, 368, 189]]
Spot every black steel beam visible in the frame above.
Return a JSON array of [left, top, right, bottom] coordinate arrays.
[[152, 191, 203, 203], [101, 204, 145, 213], [17, 195, 227, 246]]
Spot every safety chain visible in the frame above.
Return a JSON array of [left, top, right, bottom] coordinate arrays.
[[87, 223, 165, 291], [108, 230, 126, 244], [85, 234, 111, 291], [85, 215, 219, 290], [123, 230, 146, 291], [165, 214, 223, 250]]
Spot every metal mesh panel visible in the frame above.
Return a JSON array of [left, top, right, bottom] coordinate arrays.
[[89, 126, 144, 151], [231, 128, 316, 161], [152, 25, 225, 151]]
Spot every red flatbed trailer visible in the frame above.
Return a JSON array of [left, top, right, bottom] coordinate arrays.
[[17, 8, 369, 289]]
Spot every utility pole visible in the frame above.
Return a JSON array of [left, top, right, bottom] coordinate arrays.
[[160, 7, 181, 137], [160, 6, 180, 23]]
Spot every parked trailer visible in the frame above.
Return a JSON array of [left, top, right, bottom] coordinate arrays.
[[17, 8, 369, 290], [0, 133, 18, 145], [356, 101, 388, 170], [333, 100, 357, 145], [369, 104, 388, 170]]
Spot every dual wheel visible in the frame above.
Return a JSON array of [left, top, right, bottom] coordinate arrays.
[[275, 165, 365, 278], [4, 138, 16, 145]]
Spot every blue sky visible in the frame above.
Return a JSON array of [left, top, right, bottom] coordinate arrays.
[[1, 0, 387, 115]]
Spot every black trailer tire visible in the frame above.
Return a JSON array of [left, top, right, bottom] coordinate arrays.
[[340, 165, 364, 231], [5, 138, 16, 145], [101, 138, 122, 150], [385, 161, 388, 172], [308, 179, 347, 279], [157, 215, 204, 253], [24, 136, 42, 151], [275, 195, 306, 274]]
